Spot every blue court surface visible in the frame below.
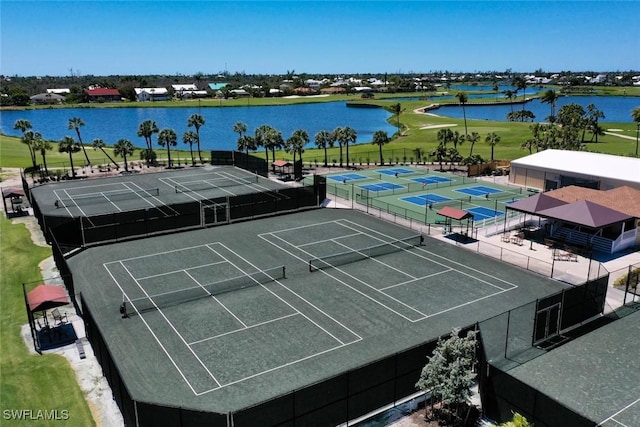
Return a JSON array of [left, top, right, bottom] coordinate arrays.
[[360, 182, 404, 192], [401, 194, 451, 206], [378, 168, 414, 176], [328, 173, 368, 182], [411, 176, 453, 185], [466, 206, 505, 221], [455, 186, 503, 197]]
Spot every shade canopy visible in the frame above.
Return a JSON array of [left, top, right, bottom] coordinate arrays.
[[27, 285, 69, 312], [507, 193, 568, 214], [272, 160, 292, 167], [537, 200, 633, 229], [436, 206, 474, 221], [2, 188, 25, 198]]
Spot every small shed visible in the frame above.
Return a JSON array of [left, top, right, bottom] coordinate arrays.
[[272, 160, 293, 179], [2, 187, 27, 217]]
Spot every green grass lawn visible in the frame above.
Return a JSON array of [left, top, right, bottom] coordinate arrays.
[[0, 215, 95, 426]]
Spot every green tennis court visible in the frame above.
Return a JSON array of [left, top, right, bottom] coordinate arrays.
[[68, 208, 568, 417]]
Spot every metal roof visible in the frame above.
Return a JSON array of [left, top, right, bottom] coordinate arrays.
[[511, 150, 640, 184]]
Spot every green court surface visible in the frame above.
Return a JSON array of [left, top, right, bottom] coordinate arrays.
[[30, 166, 285, 218], [67, 209, 568, 413], [323, 166, 526, 225]]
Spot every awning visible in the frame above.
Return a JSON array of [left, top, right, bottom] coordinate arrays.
[[436, 206, 474, 221], [27, 285, 69, 312], [507, 192, 568, 214], [537, 200, 632, 229], [272, 160, 292, 167], [2, 188, 25, 198]]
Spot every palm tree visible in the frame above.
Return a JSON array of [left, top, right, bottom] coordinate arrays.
[[157, 128, 177, 168], [137, 120, 159, 165], [187, 113, 205, 163], [430, 143, 448, 171], [332, 127, 345, 167], [233, 121, 247, 141], [452, 130, 465, 151], [292, 129, 309, 165], [182, 131, 198, 165], [437, 128, 453, 148], [503, 90, 516, 113], [314, 130, 333, 166], [21, 130, 39, 169], [334, 126, 357, 167], [492, 82, 499, 101], [92, 138, 119, 170], [455, 91, 469, 137], [59, 136, 81, 178], [632, 107, 640, 156], [485, 132, 501, 162], [285, 133, 305, 166], [68, 117, 91, 165], [467, 132, 480, 157], [237, 134, 256, 156], [390, 102, 403, 131], [32, 134, 52, 176], [371, 130, 390, 165], [255, 124, 275, 163], [540, 89, 559, 123], [113, 139, 135, 172], [586, 104, 605, 142], [14, 120, 36, 168]]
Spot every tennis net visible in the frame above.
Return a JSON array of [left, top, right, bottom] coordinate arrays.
[[55, 188, 159, 208], [121, 265, 286, 317], [309, 235, 423, 272], [175, 175, 259, 193]]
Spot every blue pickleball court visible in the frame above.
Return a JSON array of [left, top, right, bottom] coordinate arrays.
[[465, 206, 505, 221], [360, 182, 404, 192], [327, 173, 368, 182], [455, 186, 503, 197], [411, 176, 453, 185], [401, 194, 451, 206], [378, 168, 415, 176]]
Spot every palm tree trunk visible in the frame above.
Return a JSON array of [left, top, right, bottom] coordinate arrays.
[[41, 152, 49, 176], [323, 147, 328, 167], [339, 145, 343, 168], [196, 132, 203, 163], [75, 130, 91, 165], [167, 146, 172, 168], [346, 143, 349, 168], [264, 147, 269, 164], [100, 148, 120, 170], [123, 153, 129, 172], [190, 145, 195, 166], [68, 153, 76, 178], [379, 146, 383, 165]]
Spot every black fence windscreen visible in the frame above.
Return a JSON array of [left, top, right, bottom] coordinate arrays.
[[211, 150, 269, 177]]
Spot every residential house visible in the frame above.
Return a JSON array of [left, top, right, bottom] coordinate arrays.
[[134, 87, 171, 102], [86, 88, 121, 102]]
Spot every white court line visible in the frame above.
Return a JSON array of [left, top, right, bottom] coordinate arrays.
[[121, 181, 178, 216], [102, 263, 219, 394], [338, 219, 518, 292], [332, 238, 417, 280], [262, 231, 427, 321], [598, 397, 640, 426], [103, 242, 224, 264], [211, 243, 355, 346], [188, 313, 299, 345], [160, 176, 239, 198], [297, 231, 363, 248], [56, 188, 90, 216], [380, 269, 453, 291], [136, 260, 227, 281], [183, 269, 247, 329], [217, 169, 283, 198], [118, 261, 222, 389]]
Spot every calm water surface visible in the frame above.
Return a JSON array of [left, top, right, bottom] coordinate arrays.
[[0, 102, 396, 151]]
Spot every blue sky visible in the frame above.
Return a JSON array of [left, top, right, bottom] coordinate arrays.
[[1, 1, 638, 76]]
